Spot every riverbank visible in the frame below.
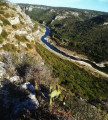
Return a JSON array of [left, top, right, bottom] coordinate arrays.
[[38, 27, 108, 78], [47, 37, 108, 68]]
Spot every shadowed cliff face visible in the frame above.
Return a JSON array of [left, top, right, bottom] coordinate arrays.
[[0, 81, 39, 119], [0, 54, 39, 119], [0, 52, 56, 120], [0, 52, 68, 120]]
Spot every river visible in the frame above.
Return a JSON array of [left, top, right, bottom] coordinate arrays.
[[41, 27, 108, 75]]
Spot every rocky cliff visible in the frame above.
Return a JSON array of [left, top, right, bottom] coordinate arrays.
[[0, 1, 45, 55], [0, 1, 48, 119]]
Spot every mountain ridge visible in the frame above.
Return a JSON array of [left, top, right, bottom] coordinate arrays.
[[20, 4, 108, 63], [19, 3, 108, 13]]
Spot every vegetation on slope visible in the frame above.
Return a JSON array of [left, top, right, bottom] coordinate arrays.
[[26, 8, 56, 25], [36, 42, 108, 101], [20, 4, 105, 25], [0, 0, 45, 53], [1, 53, 107, 120], [0, 53, 61, 120], [50, 14, 108, 63]]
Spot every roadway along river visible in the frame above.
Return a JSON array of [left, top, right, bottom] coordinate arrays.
[[41, 27, 108, 75]]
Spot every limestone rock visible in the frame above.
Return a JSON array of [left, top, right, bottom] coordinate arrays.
[[28, 94, 39, 106], [20, 42, 27, 48], [9, 76, 20, 82], [0, 62, 6, 78], [0, 26, 3, 34], [26, 33, 34, 42], [14, 29, 27, 35], [0, 20, 3, 25], [8, 16, 20, 25]]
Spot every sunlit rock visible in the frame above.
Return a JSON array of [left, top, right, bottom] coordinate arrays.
[[0, 26, 3, 34], [8, 16, 20, 25], [9, 76, 20, 82]]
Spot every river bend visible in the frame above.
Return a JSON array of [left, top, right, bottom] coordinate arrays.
[[41, 27, 108, 75]]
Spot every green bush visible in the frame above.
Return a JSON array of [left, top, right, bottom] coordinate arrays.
[[2, 43, 17, 52], [0, 10, 4, 14], [0, 35, 3, 44], [1, 17, 10, 25], [27, 43, 32, 49], [15, 34, 28, 42], [4, 13, 10, 18], [15, 34, 20, 40], [1, 30, 8, 38], [0, 8, 4, 10], [0, 1, 9, 7], [12, 7, 16, 11], [12, 25, 17, 29]]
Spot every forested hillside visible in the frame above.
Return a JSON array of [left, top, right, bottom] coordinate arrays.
[[19, 4, 105, 25], [19, 4, 108, 63], [50, 14, 108, 63]]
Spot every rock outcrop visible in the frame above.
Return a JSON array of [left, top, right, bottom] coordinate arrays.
[[7, 15, 20, 25], [0, 26, 2, 34], [0, 2, 46, 118], [0, 1, 45, 54]]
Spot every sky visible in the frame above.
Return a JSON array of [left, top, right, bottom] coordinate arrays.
[[8, 0, 108, 12]]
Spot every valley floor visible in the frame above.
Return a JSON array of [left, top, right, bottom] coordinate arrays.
[[38, 28, 108, 78]]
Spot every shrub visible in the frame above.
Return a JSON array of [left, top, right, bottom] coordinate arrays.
[[0, 10, 4, 14], [12, 7, 16, 11], [0, 8, 4, 10], [1, 29, 8, 38], [0, 35, 3, 44], [1, 17, 10, 25], [15, 34, 20, 40], [4, 13, 10, 18], [12, 25, 17, 29], [3, 19, 10, 25], [32, 22, 38, 32], [2, 43, 17, 52], [0, 1, 9, 7], [15, 34, 28, 42], [18, 13, 23, 18], [26, 43, 32, 49]]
